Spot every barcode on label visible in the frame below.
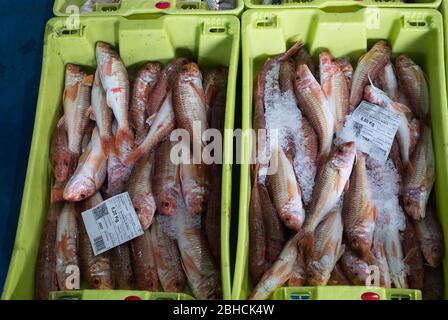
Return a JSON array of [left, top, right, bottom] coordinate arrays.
[[93, 203, 108, 221], [93, 235, 106, 252]]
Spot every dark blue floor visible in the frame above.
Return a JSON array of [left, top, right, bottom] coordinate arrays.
[[0, 1, 54, 293]]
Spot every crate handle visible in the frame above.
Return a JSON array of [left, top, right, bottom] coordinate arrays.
[[255, 16, 278, 29]]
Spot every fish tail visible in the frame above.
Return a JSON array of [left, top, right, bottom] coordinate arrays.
[[101, 134, 115, 157]]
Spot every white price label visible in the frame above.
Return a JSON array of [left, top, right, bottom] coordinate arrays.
[[339, 101, 401, 164], [81, 192, 144, 256]]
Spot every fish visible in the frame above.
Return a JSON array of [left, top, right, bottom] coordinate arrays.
[[414, 200, 444, 268], [302, 142, 356, 239], [91, 69, 114, 156], [147, 58, 189, 116], [63, 128, 107, 202], [62, 64, 92, 162], [364, 85, 420, 169], [151, 216, 187, 292], [403, 126, 435, 220], [371, 239, 392, 288], [328, 263, 351, 286], [130, 230, 160, 291], [51, 180, 66, 204], [383, 225, 409, 288], [180, 153, 210, 216], [127, 153, 156, 230], [293, 46, 316, 78], [288, 248, 306, 287], [377, 61, 400, 102], [96, 42, 134, 155], [422, 266, 444, 300], [336, 57, 354, 90], [402, 218, 424, 291], [56, 203, 79, 291], [110, 243, 135, 289], [104, 120, 135, 197], [51, 123, 73, 182], [35, 204, 59, 300], [279, 59, 296, 99], [176, 198, 222, 300], [152, 140, 181, 215], [259, 183, 286, 265], [343, 153, 377, 257], [125, 91, 175, 166], [204, 163, 222, 264], [206, 0, 236, 10], [173, 62, 209, 150], [249, 233, 300, 300], [395, 54, 430, 121], [249, 167, 267, 284], [294, 63, 335, 159], [339, 249, 371, 286], [203, 67, 228, 125], [320, 51, 350, 132], [81, 120, 96, 154], [267, 146, 305, 232], [78, 193, 114, 289], [130, 63, 161, 144], [80, 0, 119, 13], [350, 40, 391, 108], [305, 206, 345, 286]]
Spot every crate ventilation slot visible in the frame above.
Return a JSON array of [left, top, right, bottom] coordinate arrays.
[[209, 27, 226, 33], [290, 292, 311, 300], [60, 29, 81, 36], [256, 17, 277, 28], [390, 294, 411, 300], [408, 20, 427, 27]]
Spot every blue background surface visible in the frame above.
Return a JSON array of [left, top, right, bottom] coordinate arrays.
[[0, 1, 53, 293]]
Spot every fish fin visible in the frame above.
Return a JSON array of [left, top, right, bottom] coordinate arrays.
[[100, 135, 114, 157], [301, 232, 314, 258], [146, 113, 157, 127], [252, 163, 260, 185], [87, 105, 96, 121], [406, 161, 416, 177], [366, 251, 377, 266], [83, 74, 94, 86], [57, 116, 66, 130], [403, 247, 417, 265], [344, 180, 350, 193]]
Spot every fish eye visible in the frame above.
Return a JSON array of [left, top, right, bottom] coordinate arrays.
[[80, 194, 86, 199]]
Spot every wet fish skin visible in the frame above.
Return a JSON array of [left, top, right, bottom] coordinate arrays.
[[78, 193, 114, 290], [395, 54, 430, 121], [371, 239, 392, 288], [267, 146, 305, 232], [259, 183, 286, 265], [173, 62, 209, 150], [153, 140, 181, 216], [249, 168, 267, 284], [305, 207, 345, 286], [130, 63, 161, 143], [343, 153, 377, 258], [320, 51, 350, 132], [92, 69, 114, 156], [422, 266, 444, 300], [35, 204, 59, 300], [288, 247, 306, 287], [151, 216, 187, 292], [63, 128, 107, 202], [383, 226, 409, 289], [402, 218, 424, 291], [328, 262, 352, 286], [127, 153, 156, 230], [249, 233, 300, 300], [110, 243, 135, 290], [377, 61, 400, 102], [51, 124, 72, 182], [303, 142, 356, 237], [176, 199, 222, 300], [62, 64, 92, 159], [295, 63, 335, 159], [336, 57, 354, 90], [96, 42, 134, 154], [204, 67, 228, 125], [56, 203, 79, 291], [204, 164, 222, 264], [147, 58, 189, 116], [339, 249, 370, 286], [130, 230, 160, 291], [403, 126, 435, 221], [415, 201, 444, 268], [350, 40, 391, 108]]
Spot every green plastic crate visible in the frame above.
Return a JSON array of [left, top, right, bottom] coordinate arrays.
[[53, 0, 244, 16], [234, 8, 448, 300], [244, 0, 441, 10], [1, 14, 240, 300]]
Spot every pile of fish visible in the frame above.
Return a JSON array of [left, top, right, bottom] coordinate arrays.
[[35, 41, 228, 300], [79, 0, 236, 13], [249, 41, 445, 300]]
